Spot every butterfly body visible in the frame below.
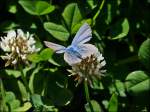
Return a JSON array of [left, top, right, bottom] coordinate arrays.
[[66, 45, 82, 59], [44, 23, 98, 65]]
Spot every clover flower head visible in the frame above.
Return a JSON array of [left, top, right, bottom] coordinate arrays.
[[68, 51, 106, 86], [0, 29, 40, 66]]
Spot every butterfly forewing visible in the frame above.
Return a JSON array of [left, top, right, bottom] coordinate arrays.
[[44, 41, 66, 53], [71, 23, 92, 45]]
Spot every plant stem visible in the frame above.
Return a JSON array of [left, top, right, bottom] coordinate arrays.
[[84, 79, 94, 112], [38, 16, 43, 24], [0, 79, 6, 111], [19, 65, 32, 95], [45, 15, 50, 22], [114, 55, 139, 66], [92, 0, 105, 26]]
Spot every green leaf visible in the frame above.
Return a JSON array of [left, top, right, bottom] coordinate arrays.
[[17, 81, 29, 101], [71, 19, 92, 34], [27, 53, 42, 63], [19, 1, 55, 15], [110, 18, 129, 40], [90, 78, 104, 90], [10, 100, 20, 110], [31, 94, 44, 107], [0, 21, 18, 31], [138, 39, 150, 70], [4, 92, 21, 110], [5, 69, 21, 78], [62, 3, 83, 33], [108, 93, 118, 112], [125, 71, 150, 95], [29, 64, 42, 94], [44, 22, 70, 41], [14, 102, 32, 112], [27, 48, 54, 63], [31, 94, 58, 111], [108, 80, 126, 97], [102, 100, 109, 109], [8, 5, 17, 14], [87, 0, 98, 9], [40, 48, 54, 61], [5, 92, 16, 103], [29, 70, 45, 94], [48, 58, 60, 66], [85, 100, 102, 112]]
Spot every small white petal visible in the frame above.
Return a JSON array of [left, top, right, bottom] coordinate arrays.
[[11, 46, 15, 51], [7, 30, 16, 38], [97, 54, 104, 61], [28, 37, 35, 45], [16, 46, 20, 54], [101, 60, 106, 66], [1, 55, 9, 60], [17, 29, 24, 37], [100, 70, 106, 73], [21, 54, 26, 60], [12, 59, 17, 64], [26, 32, 30, 39], [10, 39, 14, 44], [36, 48, 41, 52]]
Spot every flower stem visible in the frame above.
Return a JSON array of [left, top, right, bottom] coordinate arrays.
[[19, 65, 32, 95], [92, 0, 105, 26], [84, 79, 94, 112]]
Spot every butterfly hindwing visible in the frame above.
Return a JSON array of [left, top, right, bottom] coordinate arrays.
[[64, 50, 81, 65], [44, 41, 66, 53], [77, 44, 98, 58]]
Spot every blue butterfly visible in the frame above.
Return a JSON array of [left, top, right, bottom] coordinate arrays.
[[44, 23, 98, 65]]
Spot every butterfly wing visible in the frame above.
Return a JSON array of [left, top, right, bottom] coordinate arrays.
[[64, 44, 98, 65], [77, 44, 98, 58], [71, 23, 92, 45], [44, 41, 66, 53], [64, 50, 81, 65]]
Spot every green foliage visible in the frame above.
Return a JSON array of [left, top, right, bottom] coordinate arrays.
[[0, 0, 150, 111], [44, 22, 70, 41], [27, 48, 54, 63], [138, 39, 150, 70], [125, 71, 150, 104], [0, 90, 31, 112], [85, 100, 102, 112], [108, 93, 118, 112], [62, 3, 83, 33], [14, 102, 32, 112], [108, 80, 126, 97], [19, 1, 55, 16], [110, 18, 129, 40]]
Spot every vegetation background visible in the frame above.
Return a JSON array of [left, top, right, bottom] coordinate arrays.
[[0, 0, 150, 112]]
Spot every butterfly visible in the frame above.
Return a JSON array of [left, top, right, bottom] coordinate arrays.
[[44, 23, 98, 65]]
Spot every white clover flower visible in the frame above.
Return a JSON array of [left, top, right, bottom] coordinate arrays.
[[0, 29, 40, 66], [68, 51, 106, 86]]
